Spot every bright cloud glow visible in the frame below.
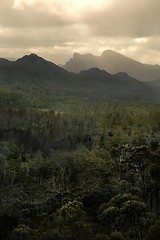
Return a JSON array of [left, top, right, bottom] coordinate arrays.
[[134, 38, 149, 44], [13, 0, 35, 9], [13, 0, 107, 10], [0, 0, 160, 64]]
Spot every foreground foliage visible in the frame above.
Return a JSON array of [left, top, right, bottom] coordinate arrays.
[[0, 99, 160, 240]]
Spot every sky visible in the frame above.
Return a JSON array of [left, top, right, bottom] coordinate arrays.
[[0, 0, 160, 64]]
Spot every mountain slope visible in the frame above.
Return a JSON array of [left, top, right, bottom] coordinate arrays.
[[0, 54, 74, 94], [10, 54, 70, 81], [63, 50, 160, 81], [0, 54, 156, 102], [72, 68, 154, 100]]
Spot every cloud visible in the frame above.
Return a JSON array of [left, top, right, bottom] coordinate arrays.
[[83, 0, 160, 38], [0, 0, 160, 64], [0, 0, 76, 28]]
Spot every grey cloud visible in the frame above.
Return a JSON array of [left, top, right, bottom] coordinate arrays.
[[0, 0, 160, 65], [0, 0, 75, 28], [83, 0, 160, 38], [0, 25, 84, 48]]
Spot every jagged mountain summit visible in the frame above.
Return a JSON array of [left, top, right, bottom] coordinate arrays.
[[0, 53, 156, 101], [63, 50, 160, 81]]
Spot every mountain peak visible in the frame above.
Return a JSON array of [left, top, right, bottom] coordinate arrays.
[[29, 53, 41, 58], [102, 49, 117, 55], [80, 67, 102, 74], [101, 49, 140, 64], [73, 52, 81, 58], [101, 49, 127, 58], [73, 52, 94, 58], [16, 53, 44, 63], [79, 67, 112, 79], [116, 72, 129, 77]]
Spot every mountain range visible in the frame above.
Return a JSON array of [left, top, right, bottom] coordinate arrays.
[[63, 49, 160, 82], [0, 53, 159, 102]]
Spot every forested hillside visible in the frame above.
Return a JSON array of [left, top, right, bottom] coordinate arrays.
[[0, 98, 160, 240], [1, 53, 160, 240], [0, 54, 156, 102]]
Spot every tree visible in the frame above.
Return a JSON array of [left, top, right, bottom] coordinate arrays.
[[10, 224, 37, 240]]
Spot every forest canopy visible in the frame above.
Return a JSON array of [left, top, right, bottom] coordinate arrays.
[[0, 94, 160, 240]]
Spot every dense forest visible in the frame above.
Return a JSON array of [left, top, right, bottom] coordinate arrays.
[[0, 88, 160, 240]]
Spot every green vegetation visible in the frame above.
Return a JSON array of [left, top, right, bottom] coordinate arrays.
[[0, 92, 160, 240]]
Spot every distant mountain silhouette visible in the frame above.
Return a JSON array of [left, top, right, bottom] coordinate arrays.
[[72, 68, 153, 100], [63, 50, 160, 81], [0, 54, 156, 101]]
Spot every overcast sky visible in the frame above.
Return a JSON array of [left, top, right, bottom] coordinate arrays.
[[0, 0, 160, 64]]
